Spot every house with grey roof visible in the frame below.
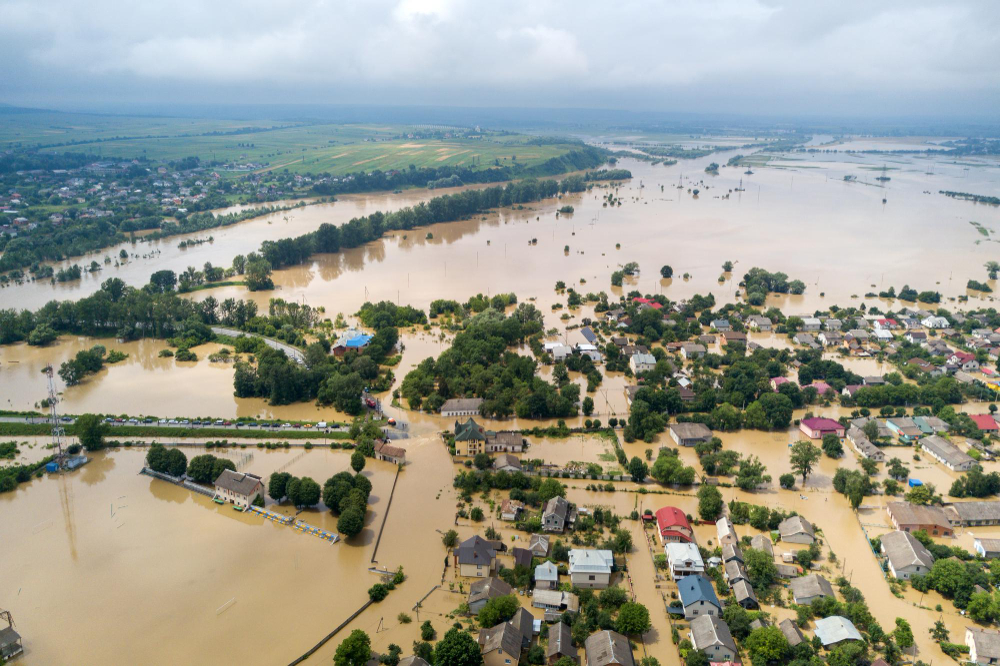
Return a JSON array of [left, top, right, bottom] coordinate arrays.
[[750, 534, 774, 558], [535, 561, 559, 590], [721, 543, 743, 564], [976, 538, 1000, 559], [847, 426, 885, 461], [790, 574, 835, 605], [946, 501, 1000, 527], [528, 534, 550, 557], [547, 621, 577, 664], [921, 435, 976, 472], [677, 574, 721, 619], [880, 530, 934, 580], [967, 626, 1000, 665], [670, 422, 714, 447], [468, 577, 513, 613], [629, 352, 657, 374], [584, 630, 634, 666], [779, 618, 805, 647], [716, 517, 738, 546], [441, 398, 485, 417], [213, 469, 263, 508], [778, 515, 815, 544], [814, 616, 862, 647], [568, 549, 614, 589], [732, 579, 759, 609], [689, 615, 738, 662], [455, 535, 499, 578], [543, 496, 571, 532]]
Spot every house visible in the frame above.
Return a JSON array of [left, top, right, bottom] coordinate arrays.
[[500, 499, 524, 522], [880, 530, 934, 579], [779, 619, 805, 647], [801, 317, 821, 331], [580, 327, 598, 344], [532, 590, 579, 618], [665, 542, 705, 579], [681, 343, 706, 360], [655, 506, 694, 543], [967, 627, 1000, 665], [790, 574, 835, 605], [976, 539, 1000, 559], [442, 398, 485, 417], [546, 621, 577, 665], [494, 454, 523, 473], [724, 560, 749, 587], [721, 543, 743, 565], [568, 549, 614, 589], [825, 318, 843, 330], [487, 432, 527, 454], [875, 318, 898, 331], [778, 515, 815, 544], [846, 427, 885, 461], [946, 501, 1000, 527], [710, 319, 731, 331], [468, 577, 513, 613], [629, 352, 657, 374], [886, 417, 923, 442], [528, 534, 550, 557], [770, 376, 790, 391], [669, 422, 713, 447], [721, 331, 747, 345], [399, 657, 430, 666], [921, 435, 976, 472], [815, 616, 862, 647], [213, 469, 264, 508], [971, 415, 1000, 433], [512, 547, 533, 569], [479, 621, 523, 666], [749, 534, 774, 558], [584, 631, 634, 666], [716, 517, 738, 546], [887, 502, 954, 537], [543, 496, 571, 532], [747, 315, 772, 331], [544, 342, 572, 362], [678, 574, 722, 619], [535, 561, 559, 590], [793, 332, 820, 349], [905, 331, 928, 343], [374, 439, 406, 465], [923, 316, 950, 329], [818, 331, 843, 347], [689, 615, 738, 662], [455, 536, 499, 577], [732, 579, 759, 609], [575, 343, 603, 363], [799, 417, 845, 439], [775, 564, 800, 579], [851, 417, 892, 439], [454, 418, 490, 456]]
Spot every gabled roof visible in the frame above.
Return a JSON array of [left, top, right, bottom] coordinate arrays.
[[690, 615, 738, 654], [569, 549, 613, 574], [678, 574, 720, 608], [535, 561, 559, 582], [469, 577, 512, 605], [547, 621, 577, 660], [814, 616, 862, 645], [968, 627, 1000, 661], [457, 535, 496, 566], [881, 530, 934, 571], [544, 496, 570, 520], [778, 515, 815, 539], [655, 506, 692, 538], [454, 417, 491, 441], [479, 622, 522, 658], [790, 574, 834, 602], [584, 630, 634, 666], [214, 469, 263, 495], [779, 618, 805, 646]]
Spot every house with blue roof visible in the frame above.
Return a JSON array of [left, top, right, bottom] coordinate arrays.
[[346, 334, 373, 348], [677, 574, 721, 619]]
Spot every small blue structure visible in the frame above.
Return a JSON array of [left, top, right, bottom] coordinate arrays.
[[45, 461, 59, 473], [908, 478, 923, 488], [345, 334, 373, 349]]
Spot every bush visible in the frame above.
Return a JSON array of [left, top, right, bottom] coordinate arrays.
[[369, 583, 389, 602], [420, 620, 436, 641], [779, 473, 795, 489]]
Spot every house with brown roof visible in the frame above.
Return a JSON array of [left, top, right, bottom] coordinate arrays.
[[213, 469, 263, 508], [547, 621, 577, 664], [468, 577, 513, 613], [374, 439, 406, 465], [455, 535, 499, 577], [887, 502, 954, 537]]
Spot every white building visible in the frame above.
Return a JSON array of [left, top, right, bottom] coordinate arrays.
[[568, 549, 614, 589], [665, 542, 705, 579]]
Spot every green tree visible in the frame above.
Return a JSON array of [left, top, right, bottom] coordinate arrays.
[[744, 547, 778, 589], [697, 485, 723, 521], [434, 628, 483, 666], [290, 476, 321, 507], [268, 471, 292, 501], [368, 583, 389, 602], [684, 651, 708, 666], [894, 618, 915, 648], [351, 450, 366, 473], [338, 507, 365, 537], [616, 602, 651, 636], [244, 257, 274, 291], [582, 397, 595, 416], [420, 620, 436, 641], [473, 452, 492, 471], [966, 591, 998, 624], [735, 455, 771, 491], [629, 457, 649, 482], [779, 473, 795, 489], [821, 434, 843, 458], [478, 595, 520, 627], [334, 630, 371, 666], [744, 625, 789, 666], [660, 265, 673, 279], [75, 413, 107, 451], [442, 529, 459, 548], [165, 448, 188, 477], [789, 440, 820, 484], [598, 586, 629, 609], [862, 419, 881, 442]]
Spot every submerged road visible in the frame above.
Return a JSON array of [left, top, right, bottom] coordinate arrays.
[[210, 326, 305, 364]]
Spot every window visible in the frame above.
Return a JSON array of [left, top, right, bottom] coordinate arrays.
[[589, 575, 595, 581]]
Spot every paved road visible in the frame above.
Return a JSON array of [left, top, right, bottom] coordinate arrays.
[[210, 326, 305, 364], [0, 415, 345, 432]]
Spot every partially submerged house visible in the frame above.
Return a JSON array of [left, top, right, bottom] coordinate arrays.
[[778, 515, 815, 544], [669, 422, 713, 447], [880, 530, 934, 580], [655, 506, 695, 544], [568, 549, 614, 589], [584, 630, 634, 666], [468, 577, 513, 613], [790, 574, 835, 605], [689, 615, 738, 663], [678, 574, 721, 619], [455, 535, 499, 577], [213, 469, 264, 508]]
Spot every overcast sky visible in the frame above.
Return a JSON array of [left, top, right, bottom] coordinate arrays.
[[2, 0, 998, 118]]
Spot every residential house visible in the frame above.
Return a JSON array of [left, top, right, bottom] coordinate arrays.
[[887, 502, 954, 537], [689, 615, 738, 662], [971, 415, 1000, 433], [778, 515, 815, 544], [532, 590, 579, 620], [681, 343, 706, 360], [923, 316, 950, 329], [486, 432, 527, 454], [815, 617, 862, 647], [724, 560, 749, 587], [665, 542, 705, 579], [543, 496, 571, 532], [584, 631, 634, 666], [454, 418, 490, 456], [749, 534, 774, 558], [544, 342, 572, 362], [581, 327, 598, 344], [790, 574, 835, 605], [721, 331, 747, 345], [905, 331, 928, 344], [575, 343, 603, 363], [373, 439, 406, 465], [500, 499, 524, 522], [880, 530, 934, 580], [721, 543, 743, 565], [775, 564, 800, 579], [710, 319, 731, 332], [779, 619, 805, 647], [799, 417, 845, 439], [213, 470, 264, 508], [568, 549, 614, 589], [678, 574, 722, 619], [946, 501, 1000, 527], [851, 417, 892, 439], [399, 657, 430, 666], [716, 517, 738, 547], [479, 620, 524, 666], [442, 398, 485, 417], [976, 538, 1000, 559], [655, 506, 695, 544], [793, 332, 820, 349], [535, 561, 559, 590], [913, 416, 950, 434], [921, 435, 976, 472], [887, 417, 923, 443], [455, 536, 499, 577], [511, 547, 533, 570], [493, 454, 522, 474], [846, 426, 885, 461], [669, 422, 713, 447], [468, 577, 513, 613], [747, 315, 772, 331], [528, 534, 550, 557], [818, 331, 843, 347], [801, 317, 822, 331], [629, 352, 657, 374], [967, 627, 1000, 666], [770, 376, 790, 391], [732, 579, 759, 610], [546, 621, 577, 665]]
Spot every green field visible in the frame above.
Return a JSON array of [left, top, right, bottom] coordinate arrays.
[[1, 109, 586, 176]]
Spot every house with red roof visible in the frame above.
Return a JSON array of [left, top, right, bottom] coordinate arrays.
[[633, 297, 663, 310], [655, 506, 695, 544], [770, 377, 790, 391], [874, 318, 898, 330], [970, 415, 999, 433], [803, 381, 834, 396], [799, 417, 845, 439]]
